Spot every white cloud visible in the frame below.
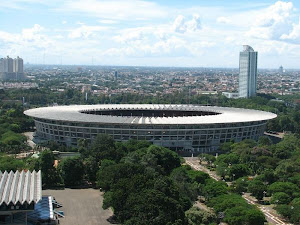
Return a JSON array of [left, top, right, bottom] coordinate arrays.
[[21, 24, 45, 40], [186, 15, 202, 32], [173, 15, 202, 33], [62, 20, 67, 24], [98, 20, 118, 24], [280, 17, 300, 42], [0, 24, 57, 61], [246, 1, 295, 40], [216, 17, 231, 24], [59, 0, 167, 21], [68, 24, 109, 39], [173, 15, 187, 33]]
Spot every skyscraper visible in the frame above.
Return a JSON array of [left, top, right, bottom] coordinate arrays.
[[279, 65, 283, 74], [13, 56, 24, 73], [0, 56, 24, 80], [238, 45, 258, 98]]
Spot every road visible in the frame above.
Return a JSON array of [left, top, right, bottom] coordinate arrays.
[[184, 157, 292, 225]]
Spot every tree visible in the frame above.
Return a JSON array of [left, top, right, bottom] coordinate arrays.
[[185, 207, 217, 225], [220, 141, 233, 153], [258, 136, 272, 146], [90, 134, 124, 162], [170, 167, 198, 208], [97, 163, 145, 191], [268, 182, 300, 197], [228, 164, 250, 180], [199, 154, 216, 166], [0, 155, 25, 171], [39, 150, 62, 187], [275, 204, 292, 218], [84, 156, 99, 183], [207, 193, 248, 214], [248, 179, 267, 200], [216, 153, 239, 166], [231, 177, 249, 194], [244, 208, 265, 225], [59, 157, 85, 186], [187, 170, 210, 184], [270, 192, 291, 205], [224, 206, 247, 225], [203, 180, 228, 201], [122, 145, 181, 175]]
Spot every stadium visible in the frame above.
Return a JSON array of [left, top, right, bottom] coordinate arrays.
[[24, 104, 277, 154]]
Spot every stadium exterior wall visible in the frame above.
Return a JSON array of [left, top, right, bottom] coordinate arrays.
[[24, 104, 277, 154]]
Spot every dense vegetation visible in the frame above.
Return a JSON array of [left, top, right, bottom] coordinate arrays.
[[0, 134, 265, 225], [0, 102, 34, 154], [201, 135, 300, 224]]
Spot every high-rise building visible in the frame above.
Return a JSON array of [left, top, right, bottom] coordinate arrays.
[[13, 56, 24, 73], [239, 45, 258, 98], [114, 71, 118, 80], [0, 56, 25, 80], [0, 56, 13, 73], [279, 65, 283, 74]]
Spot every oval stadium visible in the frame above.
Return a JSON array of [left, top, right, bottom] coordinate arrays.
[[24, 104, 277, 154]]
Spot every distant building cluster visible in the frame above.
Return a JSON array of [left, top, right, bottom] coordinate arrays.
[[0, 56, 25, 80]]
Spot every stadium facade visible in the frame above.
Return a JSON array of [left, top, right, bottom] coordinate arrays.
[[25, 104, 277, 153]]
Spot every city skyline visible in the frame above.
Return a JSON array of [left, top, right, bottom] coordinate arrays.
[[1, 1, 300, 68]]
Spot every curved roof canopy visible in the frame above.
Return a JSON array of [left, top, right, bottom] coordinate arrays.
[[243, 45, 255, 52], [24, 104, 277, 125]]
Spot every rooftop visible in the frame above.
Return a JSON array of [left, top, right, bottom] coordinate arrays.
[[24, 104, 277, 125], [0, 170, 42, 207]]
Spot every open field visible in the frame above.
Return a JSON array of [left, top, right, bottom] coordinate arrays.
[[43, 188, 113, 225]]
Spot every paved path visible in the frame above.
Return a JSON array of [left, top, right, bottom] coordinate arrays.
[[23, 132, 36, 149], [184, 157, 292, 225], [44, 188, 114, 225]]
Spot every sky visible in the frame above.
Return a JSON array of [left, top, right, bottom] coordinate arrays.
[[1, 0, 300, 68]]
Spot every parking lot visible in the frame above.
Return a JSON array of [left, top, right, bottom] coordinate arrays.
[[43, 188, 114, 225]]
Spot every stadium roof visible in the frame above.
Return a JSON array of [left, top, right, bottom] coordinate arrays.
[[24, 104, 277, 125], [0, 170, 42, 206]]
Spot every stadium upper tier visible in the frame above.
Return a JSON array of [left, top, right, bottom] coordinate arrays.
[[24, 104, 276, 125]]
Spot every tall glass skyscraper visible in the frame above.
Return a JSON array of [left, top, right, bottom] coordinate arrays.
[[239, 45, 257, 98]]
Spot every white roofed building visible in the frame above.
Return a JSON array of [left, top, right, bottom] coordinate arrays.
[[25, 104, 277, 155]]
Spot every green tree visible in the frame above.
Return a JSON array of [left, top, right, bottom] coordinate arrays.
[[0, 155, 25, 171], [59, 157, 85, 186], [270, 192, 291, 205], [39, 150, 62, 187], [258, 136, 272, 146], [84, 156, 99, 183], [228, 164, 250, 180], [231, 177, 249, 194], [248, 179, 267, 200], [90, 134, 124, 162], [268, 182, 300, 197], [203, 180, 228, 201], [185, 207, 217, 225], [244, 209, 265, 225]]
